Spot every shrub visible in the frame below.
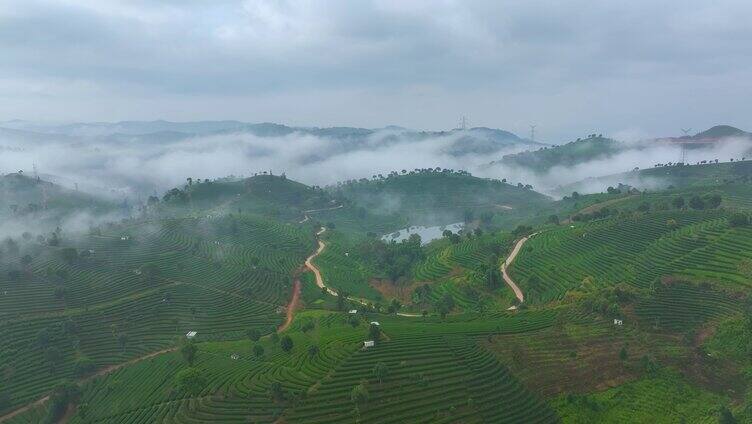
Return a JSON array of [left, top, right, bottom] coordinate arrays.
[[689, 196, 705, 210], [74, 357, 95, 377], [729, 213, 750, 227], [246, 328, 261, 342], [176, 368, 206, 396], [280, 335, 293, 352], [181, 341, 197, 365]]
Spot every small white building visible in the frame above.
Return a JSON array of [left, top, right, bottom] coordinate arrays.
[[363, 340, 375, 348], [349, 309, 358, 314], [613, 319, 623, 326], [186, 331, 197, 339], [370, 321, 380, 326]]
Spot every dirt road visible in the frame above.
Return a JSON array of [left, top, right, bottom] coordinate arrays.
[[500, 232, 539, 304], [278, 279, 301, 332]]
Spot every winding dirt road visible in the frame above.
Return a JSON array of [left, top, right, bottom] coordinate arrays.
[[303, 227, 423, 317], [500, 232, 539, 305]]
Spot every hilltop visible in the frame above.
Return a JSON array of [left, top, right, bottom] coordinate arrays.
[[559, 158, 752, 195], [157, 174, 334, 218], [0, 173, 120, 234], [488, 125, 752, 178], [329, 168, 551, 226], [491, 134, 625, 174], [656, 125, 752, 145]]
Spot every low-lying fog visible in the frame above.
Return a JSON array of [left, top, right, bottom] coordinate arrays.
[[1, 122, 751, 201]]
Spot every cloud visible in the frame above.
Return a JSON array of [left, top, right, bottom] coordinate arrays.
[[0, 1, 751, 137]]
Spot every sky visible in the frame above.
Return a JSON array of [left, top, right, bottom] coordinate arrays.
[[1, 0, 752, 141]]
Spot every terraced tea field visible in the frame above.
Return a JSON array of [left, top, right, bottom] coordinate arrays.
[[0, 214, 314, 415], [509, 210, 752, 303]]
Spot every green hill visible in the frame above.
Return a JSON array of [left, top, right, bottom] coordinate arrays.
[[493, 135, 625, 173], [694, 125, 750, 139], [559, 159, 752, 195], [6, 166, 752, 423], [330, 169, 551, 226], [0, 173, 121, 235]]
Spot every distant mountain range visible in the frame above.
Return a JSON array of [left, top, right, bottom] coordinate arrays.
[[0, 120, 541, 157]]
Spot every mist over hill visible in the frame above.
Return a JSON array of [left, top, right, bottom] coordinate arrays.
[[0, 120, 540, 199], [1, 121, 751, 204], [481, 126, 752, 196]]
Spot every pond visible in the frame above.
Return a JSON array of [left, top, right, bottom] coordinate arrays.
[[381, 222, 464, 245]]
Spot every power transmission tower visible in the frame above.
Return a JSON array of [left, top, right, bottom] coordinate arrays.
[[530, 125, 537, 142], [679, 128, 691, 164], [458, 116, 469, 130]]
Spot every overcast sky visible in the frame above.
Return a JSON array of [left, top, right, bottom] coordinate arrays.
[[1, 0, 751, 141]]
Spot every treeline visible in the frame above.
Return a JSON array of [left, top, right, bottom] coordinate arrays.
[[355, 234, 424, 283], [571, 193, 724, 223]]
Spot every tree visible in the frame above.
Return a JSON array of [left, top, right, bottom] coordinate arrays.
[[729, 213, 750, 227], [308, 345, 319, 358], [619, 346, 628, 361], [46, 381, 80, 423], [368, 323, 381, 343], [388, 299, 401, 314], [280, 335, 294, 353], [373, 362, 389, 384], [705, 194, 722, 208], [74, 356, 95, 377], [253, 344, 265, 358], [269, 381, 284, 402], [336, 291, 350, 311], [181, 341, 197, 366], [348, 315, 360, 328], [350, 381, 370, 406], [689, 195, 705, 210], [672, 196, 685, 209], [246, 328, 261, 342], [548, 214, 559, 225], [175, 368, 206, 396], [719, 406, 737, 424]]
